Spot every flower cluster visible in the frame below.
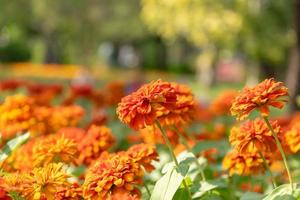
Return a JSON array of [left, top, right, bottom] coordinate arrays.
[[0, 95, 85, 140], [224, 79, 290, 177]]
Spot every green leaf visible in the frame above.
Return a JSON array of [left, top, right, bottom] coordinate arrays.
[[241, 192, 265, 200], [150, 167, 185, 200], [192, 180, 227, 199], [0, 132, 30, 162], [173, 188, 190, 200], [263, 184, 297, 200], [8, 191, 25, 200]]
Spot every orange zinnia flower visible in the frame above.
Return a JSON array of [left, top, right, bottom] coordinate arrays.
[[107, 188, 140, 200], [157, 82, 196, 126], [117, 80, 177, 130], [83, 144, 157, 199], [231, 78, 288, 120], [83, 153, 143, 199], [33, 135, 78, 167], [284, 122, 300, 153], [126, 143, 159, 172], [223, 150, 270, 176], [77, 125, 116, 165], [229, 118, 279, 153], [55, 183, 83, 200], [3, 163, 70, 200]]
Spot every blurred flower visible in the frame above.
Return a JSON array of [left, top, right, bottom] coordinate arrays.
[[284, 122, 300, 153], [229, 119, 279, 153], [55, 183, 83, 200], [223, 150, 270, 176], [77, 125, 116, 165], [139, 126, 179, 146], [174, 140, 195, 156], [70, 83, 93, 98], [126, 143, 159, 172], [45, 105, 84, 134], [0, 187, 11, 200], [210, 90, 237, 116], [86, 109, 108, 129], [104, 81, 125, 106], [0, 95, 38, 139], [26, 83, 63, 106], [1, 139, 37, 172], [194, 103, 214, 123], [196, 123, 226, 141], [240, 183, 263, 193], [231, 78, 288, 120], [33, 135, 78, 167], [56, 127, 85, 144], [117, 79, 177, 130], [200, 148, 219, 164], [0, 79, 26, 91]]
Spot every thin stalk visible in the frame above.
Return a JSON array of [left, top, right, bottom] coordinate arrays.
[[258, 151, 276, 189], [141, 167, 152, 198], [173, 125, 206, 181], [144, 182, 151, 198], [263, 116, 294, 191], [155, 120, 191, 199]]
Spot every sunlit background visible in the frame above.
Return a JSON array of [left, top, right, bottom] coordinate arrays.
[[0, 0, 299, 110]]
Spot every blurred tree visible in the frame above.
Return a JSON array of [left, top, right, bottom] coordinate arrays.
[[141, 0, 294, 84], [0, 0, 152, 65], [141, 0, 242, 84]]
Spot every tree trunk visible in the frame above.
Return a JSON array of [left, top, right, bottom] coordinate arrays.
[[286, 48, 300, 112], [287, 0, 300, 112], [44, 34, 59, 64]]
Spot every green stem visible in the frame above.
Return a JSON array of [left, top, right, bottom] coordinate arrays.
[[263, 116, 294, 191], [144, 181, 151, 198], [155, 120, 191, 199], [258, 151, 276, 189], [173, 125, 206, 181], [141, 167, 152, 198]]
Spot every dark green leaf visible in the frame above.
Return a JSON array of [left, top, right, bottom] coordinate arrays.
[[173, 188, 189, 200]]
